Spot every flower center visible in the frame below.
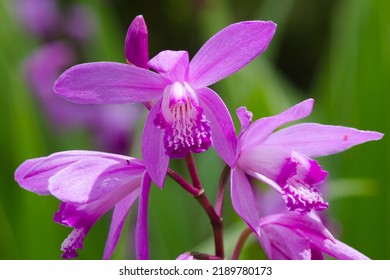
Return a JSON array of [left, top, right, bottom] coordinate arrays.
[[154, 82, 212, 158], [282, 176, 328, 214], [277, 153, 328, 214]]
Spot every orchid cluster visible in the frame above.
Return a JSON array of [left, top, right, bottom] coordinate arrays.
[[15, 15, 383, 260]]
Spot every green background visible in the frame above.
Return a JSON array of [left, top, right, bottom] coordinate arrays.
[[0, 0, 388, 259]]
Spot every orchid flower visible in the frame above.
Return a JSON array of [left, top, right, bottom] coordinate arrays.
[[14, 151, 151, 260], [258, 212, 369, 260], [54, 17, 277, 187], [15, 0, 60, 37], [231, 99, 383, 236]]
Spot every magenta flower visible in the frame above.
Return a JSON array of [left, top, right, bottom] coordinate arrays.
[[54, 18, 277, 187], [258, 212, 369, 260], [14, 151, 151, 260], [231, 99, 383, 236], [15, 0, 60, 37]]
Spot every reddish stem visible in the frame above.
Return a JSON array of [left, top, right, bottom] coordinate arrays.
[[185, 153, 202, 190], [231, 227, 253, 260], [169, 156, 225, 259], [215, 165, 230, 217], [167, 169, 200, 196]]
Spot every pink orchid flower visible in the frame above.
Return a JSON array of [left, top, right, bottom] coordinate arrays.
[[54, 16, 277, 187], [15, 151, 151, 260], [230, 99, 383, 237], [258, 212, 369, 259]]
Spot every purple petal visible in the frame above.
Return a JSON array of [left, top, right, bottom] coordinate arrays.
[[14, 150, 128, 195], [15, 157, 51, 195], [310, 247, 324, 260], [54, 202, 93, 259], [262, 212, 335, 245], [238, 145, 290, 184], [54, 171, 143, 259], [48, 157, 144, 204], [148, 50, 189, 81], [230, 168, 260, 236], [125, 15, 149, 68], [236, 106, 253, 136], [319, 239, 370, 260], [176, 253, 195, 260], [264, 123, 384, 157], [54, 62, 167, 104], [240, 99, 314, 151], [197, 87, 236, 167], [142, 100, 169, 188], [189, 21, 276, 87], [258, 225, 311, 260], [103, 190, 140, 259], [135, 172, 151, 260]]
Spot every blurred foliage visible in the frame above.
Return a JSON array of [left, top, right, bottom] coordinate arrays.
[[0, 0, 388, 260]]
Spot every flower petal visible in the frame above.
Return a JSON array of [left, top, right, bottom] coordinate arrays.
[[238, 145, 290, 184], [15, 156, 51, 195], [15, 150, 130, 195], [135, 172, 151, 260], [189, 21, 276, 87], [54, 62, 167, 104], [240, 99, 314, 150], [230, 168, 260, 236], [264, 123, 384, 157], [142, 100, 169, 188], [261, 212, 335, 245], [319, 239, 369, 260], [197, 87, 236, 167], [176, 253, 196, 260], [125, 15, 149, 68], [148, 50, 189, 81], [258, 225, 311, 260], [48, 157, 144, 204], [54, 172, 143, 259], [236, 106, 253, 136], [103, 190, 140, 260]]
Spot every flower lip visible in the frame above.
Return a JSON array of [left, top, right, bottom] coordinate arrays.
[[282, 177, 329, 213], [155, 82, 212, 158]]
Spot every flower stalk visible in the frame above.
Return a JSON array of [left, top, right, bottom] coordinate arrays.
[[215, 164, 230, 217], [168, 161, 225, 259], [185, 153, 202, 190], [167, 168, 199, 196], [231, 227, 253, 260]]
